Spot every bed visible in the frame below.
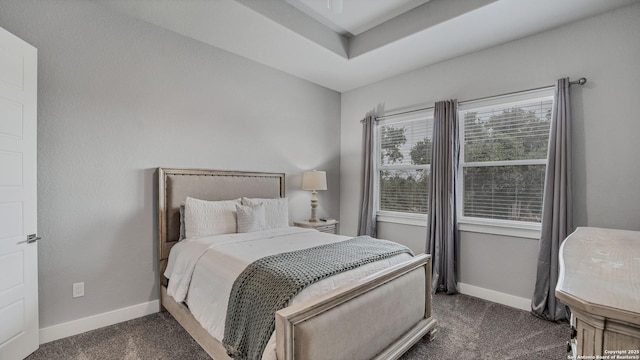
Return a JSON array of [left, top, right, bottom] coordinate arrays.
[[157, 167, 437, 360]]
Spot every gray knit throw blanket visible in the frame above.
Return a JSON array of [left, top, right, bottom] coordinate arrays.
[[222, 236, 413, 360]]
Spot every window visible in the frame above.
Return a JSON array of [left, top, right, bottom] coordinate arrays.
[[377, 112, 434, 217], [458, 89, 554, 227]]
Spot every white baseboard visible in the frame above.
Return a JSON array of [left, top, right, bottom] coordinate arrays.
[[37, 286, 527, 344], [457, 282, 531, 311], [39, 300, 160, 344]]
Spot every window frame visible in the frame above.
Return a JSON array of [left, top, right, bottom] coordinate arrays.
[[375, 110, 434, 223], [456, 88, 555, 239]]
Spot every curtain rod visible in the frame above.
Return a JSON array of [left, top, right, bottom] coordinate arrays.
[[369, 77, 587, 121]]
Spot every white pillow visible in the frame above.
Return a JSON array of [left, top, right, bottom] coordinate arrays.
[[184, 197, 241, 238], [242, 197, 289, 229], [236, 203, 266, 233]]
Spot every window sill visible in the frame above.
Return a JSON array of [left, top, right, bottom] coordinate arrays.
[[376, 211, 427, 227], [457, 219, 541, 239], [376, 212, 541, 239]]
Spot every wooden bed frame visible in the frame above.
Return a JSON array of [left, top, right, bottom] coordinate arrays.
[[157, 167, 436, 360]]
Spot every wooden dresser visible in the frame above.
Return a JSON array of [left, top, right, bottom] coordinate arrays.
[[556, 227, 640, 359]]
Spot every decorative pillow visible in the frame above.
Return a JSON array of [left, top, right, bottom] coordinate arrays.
[[184, 197, 241, 239], [242, 197, 289, 229], [179, 203, 186, 241], [236, 203, 266, 233]]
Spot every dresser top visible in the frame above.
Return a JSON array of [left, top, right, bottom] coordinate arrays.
[[556, 227, 640, 324]]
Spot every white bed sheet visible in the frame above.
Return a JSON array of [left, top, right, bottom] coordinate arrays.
[[164, 227, 412, 360]]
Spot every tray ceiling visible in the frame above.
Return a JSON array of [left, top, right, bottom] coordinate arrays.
[[96, 0, 639, 92]]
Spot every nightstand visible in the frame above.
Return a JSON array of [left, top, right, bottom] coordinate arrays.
[[294, 219, 339, 234]]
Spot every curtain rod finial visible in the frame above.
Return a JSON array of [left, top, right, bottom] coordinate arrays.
[[571, 77, 587, 85]]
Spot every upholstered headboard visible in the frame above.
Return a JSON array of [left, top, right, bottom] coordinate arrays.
[[157, 168, 285, 282]]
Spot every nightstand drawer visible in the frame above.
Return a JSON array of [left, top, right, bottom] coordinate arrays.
[[294, 220, 339, 234], [315, 224, 337, 234]]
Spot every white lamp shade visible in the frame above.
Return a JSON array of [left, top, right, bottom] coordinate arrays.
[[302, 170, 327, 191]]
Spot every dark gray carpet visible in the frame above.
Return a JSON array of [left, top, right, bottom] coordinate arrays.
[[27, 293, 569, 360], [401, 293, 568, 359]]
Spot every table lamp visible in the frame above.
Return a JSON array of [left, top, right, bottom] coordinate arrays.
[[301, 170, 327, 222]]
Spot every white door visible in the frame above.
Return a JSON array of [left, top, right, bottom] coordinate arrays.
[[0, 26, 39, 360]]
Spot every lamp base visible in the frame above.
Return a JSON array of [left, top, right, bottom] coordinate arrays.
[[309, 191, 319, 222]]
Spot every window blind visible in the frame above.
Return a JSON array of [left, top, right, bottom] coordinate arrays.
[[377, 115, 433, 214], [460, 95, 553, 223]]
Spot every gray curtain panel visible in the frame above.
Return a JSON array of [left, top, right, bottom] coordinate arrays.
[[531, 78, 574, 321], [426, 100, 459, 294], [358, 115, 377, 237]]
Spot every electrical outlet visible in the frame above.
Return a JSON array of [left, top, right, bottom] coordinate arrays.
[[73, 282, 84, 298]]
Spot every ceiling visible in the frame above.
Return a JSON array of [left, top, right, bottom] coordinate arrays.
[[97, 0, 638, 92], [285, 0, 431, 37]]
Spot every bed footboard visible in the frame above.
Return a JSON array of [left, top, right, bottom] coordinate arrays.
[[161, 254, 435, 360], [275, 253, 436, 360]]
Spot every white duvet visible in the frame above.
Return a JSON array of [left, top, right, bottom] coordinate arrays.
[[164, 227, 411, 360]]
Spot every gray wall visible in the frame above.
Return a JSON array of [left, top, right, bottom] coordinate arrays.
[[0, 0, 341, 328], [340, 3, 640, 299]]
